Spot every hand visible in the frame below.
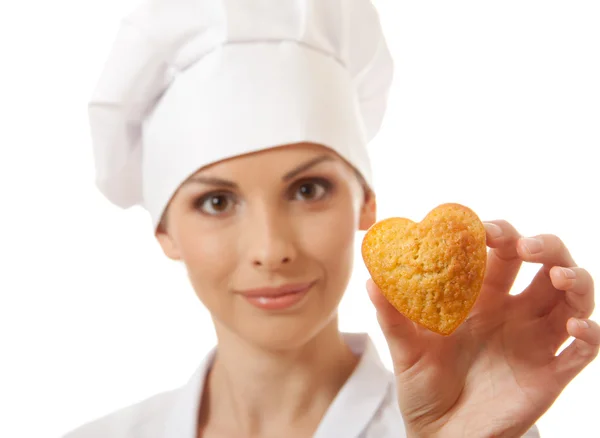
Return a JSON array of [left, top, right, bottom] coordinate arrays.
[[367, 220, 599, 438]]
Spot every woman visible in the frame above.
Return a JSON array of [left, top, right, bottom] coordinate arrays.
[[65, 0, 598, 437]]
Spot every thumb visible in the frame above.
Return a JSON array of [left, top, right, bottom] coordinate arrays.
[[366, 278, 424, 373]]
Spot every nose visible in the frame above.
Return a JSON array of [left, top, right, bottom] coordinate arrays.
[[246, 207, 297, 270]]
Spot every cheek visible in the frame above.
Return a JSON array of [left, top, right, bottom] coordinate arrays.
[[173, 222, 238, 304], [296, 198, 358, 283]]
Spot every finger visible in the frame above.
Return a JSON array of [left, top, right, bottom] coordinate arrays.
[[548, 266, 596, 321], [521, 265, 594, 322], [514, 234, 578, 317], [366, 279, 423, 373], [543, 267, 596, 350], [480, 220, 523, 295], [515, 268, 586, 351], [519, 267, 562, 318], [552, 319, 600, 387], [484, 220, 522, 260], [517, 234, 576, 269]]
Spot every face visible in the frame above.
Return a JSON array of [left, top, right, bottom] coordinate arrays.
[[155, 143, 376, 350]]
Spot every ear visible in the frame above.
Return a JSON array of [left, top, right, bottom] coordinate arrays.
[[359, 191, 377, 231], [155, 225, 182, 261]]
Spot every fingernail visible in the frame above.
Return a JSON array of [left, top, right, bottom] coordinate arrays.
[[521, 237, 543, 255], [484, 223, 503, 239], [577, 319, 589, 329], [561, 267, 576, 279]]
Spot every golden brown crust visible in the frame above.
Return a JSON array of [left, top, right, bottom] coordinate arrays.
[[361, 203, 487, 336]]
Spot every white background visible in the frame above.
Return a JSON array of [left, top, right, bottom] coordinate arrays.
[[0, 1, 598, 437]]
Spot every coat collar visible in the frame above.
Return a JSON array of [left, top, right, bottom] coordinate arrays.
[[162, 332, 394, 437], [313, 333, 394, 437]]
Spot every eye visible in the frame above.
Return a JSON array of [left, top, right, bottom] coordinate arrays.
[[292, 179, 332, 202], [195, 192, 236, 216]]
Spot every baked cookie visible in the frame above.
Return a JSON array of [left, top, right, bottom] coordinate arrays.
[[361, 203, 487, 336]]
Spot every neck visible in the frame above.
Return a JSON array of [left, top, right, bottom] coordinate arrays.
[[198, 319, 359, 436]]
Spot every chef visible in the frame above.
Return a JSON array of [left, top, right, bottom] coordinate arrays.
[[64, 0, 598, 436]]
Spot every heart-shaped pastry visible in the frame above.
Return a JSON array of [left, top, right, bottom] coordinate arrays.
[[361, 203, 487, 336]]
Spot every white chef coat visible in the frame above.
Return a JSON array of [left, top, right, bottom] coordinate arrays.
[[63, 333, 540, 437]]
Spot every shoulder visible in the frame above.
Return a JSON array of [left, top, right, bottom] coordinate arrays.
[[62, 388, 178, 438]]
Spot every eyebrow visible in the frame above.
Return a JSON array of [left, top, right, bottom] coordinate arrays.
[[184, 176, 239, 189], [184, 154, 334, 188], [283, 155, 334, 181]]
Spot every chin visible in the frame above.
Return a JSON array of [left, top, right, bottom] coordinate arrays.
[[209, 282, 346, 351], [236, 311, 337, 352]]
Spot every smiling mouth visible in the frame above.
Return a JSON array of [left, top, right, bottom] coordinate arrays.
[[237, 281, 316, 310]]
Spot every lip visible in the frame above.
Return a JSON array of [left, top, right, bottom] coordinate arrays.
[[237, 281, 316, 311], [237, 282, 315, 297]]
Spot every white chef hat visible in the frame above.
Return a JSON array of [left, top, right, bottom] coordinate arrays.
[[89, 0, 393, 229]]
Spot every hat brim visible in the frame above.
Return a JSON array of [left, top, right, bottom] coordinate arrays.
[[142, 42, 372, 228]]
